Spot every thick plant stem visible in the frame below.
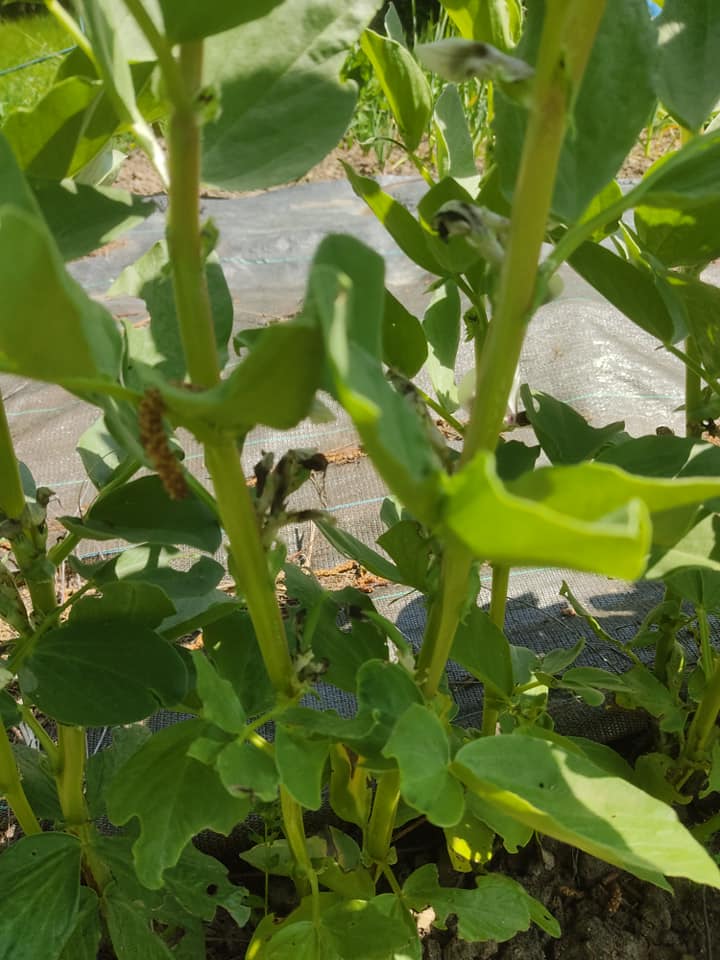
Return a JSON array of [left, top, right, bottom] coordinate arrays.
[[163, 39, 306, 875], [481, 565, 510, 736], [366, 770, 401, 864], [166, 43, 220, 390], [280, 787, 314, 901], [0, 722, 41, 836], [417, 2, 607, 699], [415, 543, 474, 698], [463, 2, 606, 458], [56, 725, 88, 831], [205, 443, 296, 697]]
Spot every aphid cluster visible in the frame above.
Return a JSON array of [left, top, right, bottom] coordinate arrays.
[[138, 388, 189, 501]]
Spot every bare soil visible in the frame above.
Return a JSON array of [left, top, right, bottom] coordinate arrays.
[[112, 128, 681, 197]]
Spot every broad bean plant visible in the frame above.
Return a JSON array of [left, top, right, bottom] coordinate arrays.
[[1, 1, 720, 958]]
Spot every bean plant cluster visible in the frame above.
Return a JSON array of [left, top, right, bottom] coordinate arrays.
[[1, 1, 720, 958]]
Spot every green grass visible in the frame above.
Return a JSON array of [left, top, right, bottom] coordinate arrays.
[[0, 13, 73, 121]]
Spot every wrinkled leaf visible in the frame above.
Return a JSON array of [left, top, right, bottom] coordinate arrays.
[[107, 719, 252, 888]]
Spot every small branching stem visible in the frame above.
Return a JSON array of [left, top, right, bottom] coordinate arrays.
[[0, 721, 41, 836], [366, 770, 401, 865]]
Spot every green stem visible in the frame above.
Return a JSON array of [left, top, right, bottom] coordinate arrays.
[[205, 444, 297, 697], [415, 542, 474, 697], [19, 707, 59, 770], [685, 337, 704, 438], [280, 787, 314, 902], [0, 722, 41, 835], [166, 43, 220, 390], [415, 387, 465, 436], [56, 725, 88, 831], [683, 655, 720, 765], [481, 564, 509, 736], [0, 396, 26, 521], [44, 0, 94, 62], [366, 769, 401, 864], [417, 1, 607, 699], [654, 587, 684, 685], [463, 2, 606, 458], [698, 607, 714, 681], [162, 40, 308, 880]]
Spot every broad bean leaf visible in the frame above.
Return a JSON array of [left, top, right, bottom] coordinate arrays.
[[343, 164, 444, 274], [76, 416, 132, 490], [646, 511, 720, 578], [0, 833, 81, 960], [74, 545, 235, 642], [494, 439, 540, 483], [191, 650, 246, 734], [377, 519, 434, 591], [86, 725, 153, 819], [202, 0, 384, 191], [70, 580, 175, 628], [635, 196, 720, 267], [443, 452, 651, 579], [404, 864, 559, 941], [275, 724, 330, 810], [58, 889, 101, 960], [568, 241, 682, 344], [104, 890, 173, 960], [439, 0, 521, 49], [450, 606, 513, 699], [313, 516, 404, 583], [627, 130, 720, 209], [452, 735, 720, 889], [655, 0, 720, 133], [2, 77, 98, 179], [216, 740, 279, 803], [433, 85, 478, 184], [356, 660, 424, 761], [665, 276, 720, 379], [384, 3, 406, 46], [596, 435, 720, 479], [19, 620, 188, 726], [423, 280, 461, 411], [360, 29, 432, 151], [383, 704, 464, 827], [159, 319, 324, 437], [204, 610, 274, 717], [158, 0, 284, 42], [444, 813, 494, 872], [241, 838, 327, 878], [61, 475, 222, 553], [111, 240, 232, 379], [520, 387, 626, 464], [508, 459, 720, 523], [495, 0, 656, 223], [309, 235, 442, 520], [664, 568, 720, 611], [312, 615, 390, 694], [0, 206, 121, 385], [466, 792, 532, 855], [106, 719, 252, 888], [383, 291, 427, 378], [0, 132, 41, 215], [163, 842, 251, 925], [561, 665, 685, 733], [321, 898, 412, 958], [11, 744, 62, 821], [32, 181, 155, 263]]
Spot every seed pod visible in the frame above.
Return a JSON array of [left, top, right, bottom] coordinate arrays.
[[138, 389, 189, 501]]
